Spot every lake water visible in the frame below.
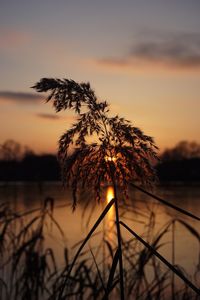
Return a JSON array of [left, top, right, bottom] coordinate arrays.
[[0, 182, 200, 297]]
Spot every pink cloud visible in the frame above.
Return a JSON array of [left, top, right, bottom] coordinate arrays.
[[0, 29, 30, 49]]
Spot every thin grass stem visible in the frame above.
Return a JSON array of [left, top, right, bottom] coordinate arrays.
[[120, 221, 200, 297], [131, 183, 200, 221], [171, 220, 175, 300], [111, 173, 124, 300]]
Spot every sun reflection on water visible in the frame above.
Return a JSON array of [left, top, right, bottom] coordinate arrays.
[[106, 186, 115, 237], [106, 186, 114, 204], [106, 186, 114, 218]]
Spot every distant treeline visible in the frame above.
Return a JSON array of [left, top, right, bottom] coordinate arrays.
[[0, 140, 60, 181], [157, 141, 200, 181], [1, 140, 200, 182], [0, 153, 60, 181], [157, 158, 200, 181]]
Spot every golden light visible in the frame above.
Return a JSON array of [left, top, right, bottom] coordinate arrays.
[[106, 186, 114, 236], [104, 155, 117, 162], [106, 186, 114, 204]]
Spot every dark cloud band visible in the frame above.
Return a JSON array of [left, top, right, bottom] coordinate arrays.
[[97, 32, 200, 69], [0, 91, 44, 102], [36, 113, 60, 120]]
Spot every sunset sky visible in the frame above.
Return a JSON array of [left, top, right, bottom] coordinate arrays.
[[0, 0, 200, 154]]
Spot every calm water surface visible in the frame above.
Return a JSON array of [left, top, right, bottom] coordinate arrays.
[[0, 182, 200, 280]]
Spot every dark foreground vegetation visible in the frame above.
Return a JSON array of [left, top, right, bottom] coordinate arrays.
[[0, 193, 200, 300]]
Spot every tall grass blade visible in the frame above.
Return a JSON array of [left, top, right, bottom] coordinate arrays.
[[103, 248, 119, 299], [58, 198, 115, 299], [120, 221, 200, 296], [90, 248, 105, 291], [131, 183, 200, 221], [176, 219, 200, 241], [104, 239, 114, 259]]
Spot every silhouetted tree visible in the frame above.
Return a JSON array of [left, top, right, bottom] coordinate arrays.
[[0, 140, 60, 181], [0, 140, 22, 161], [161, 141, 200, 161]]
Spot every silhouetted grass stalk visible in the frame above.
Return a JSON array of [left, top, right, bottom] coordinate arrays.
[[171, 220, 175, 300], [120, 220, 200, 297], [131, 183, 200, 221], [1, 191, 200, 299], [58, 198, 115, 299], [114, 199, 124, 300], [107, 162, 125, 300]]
